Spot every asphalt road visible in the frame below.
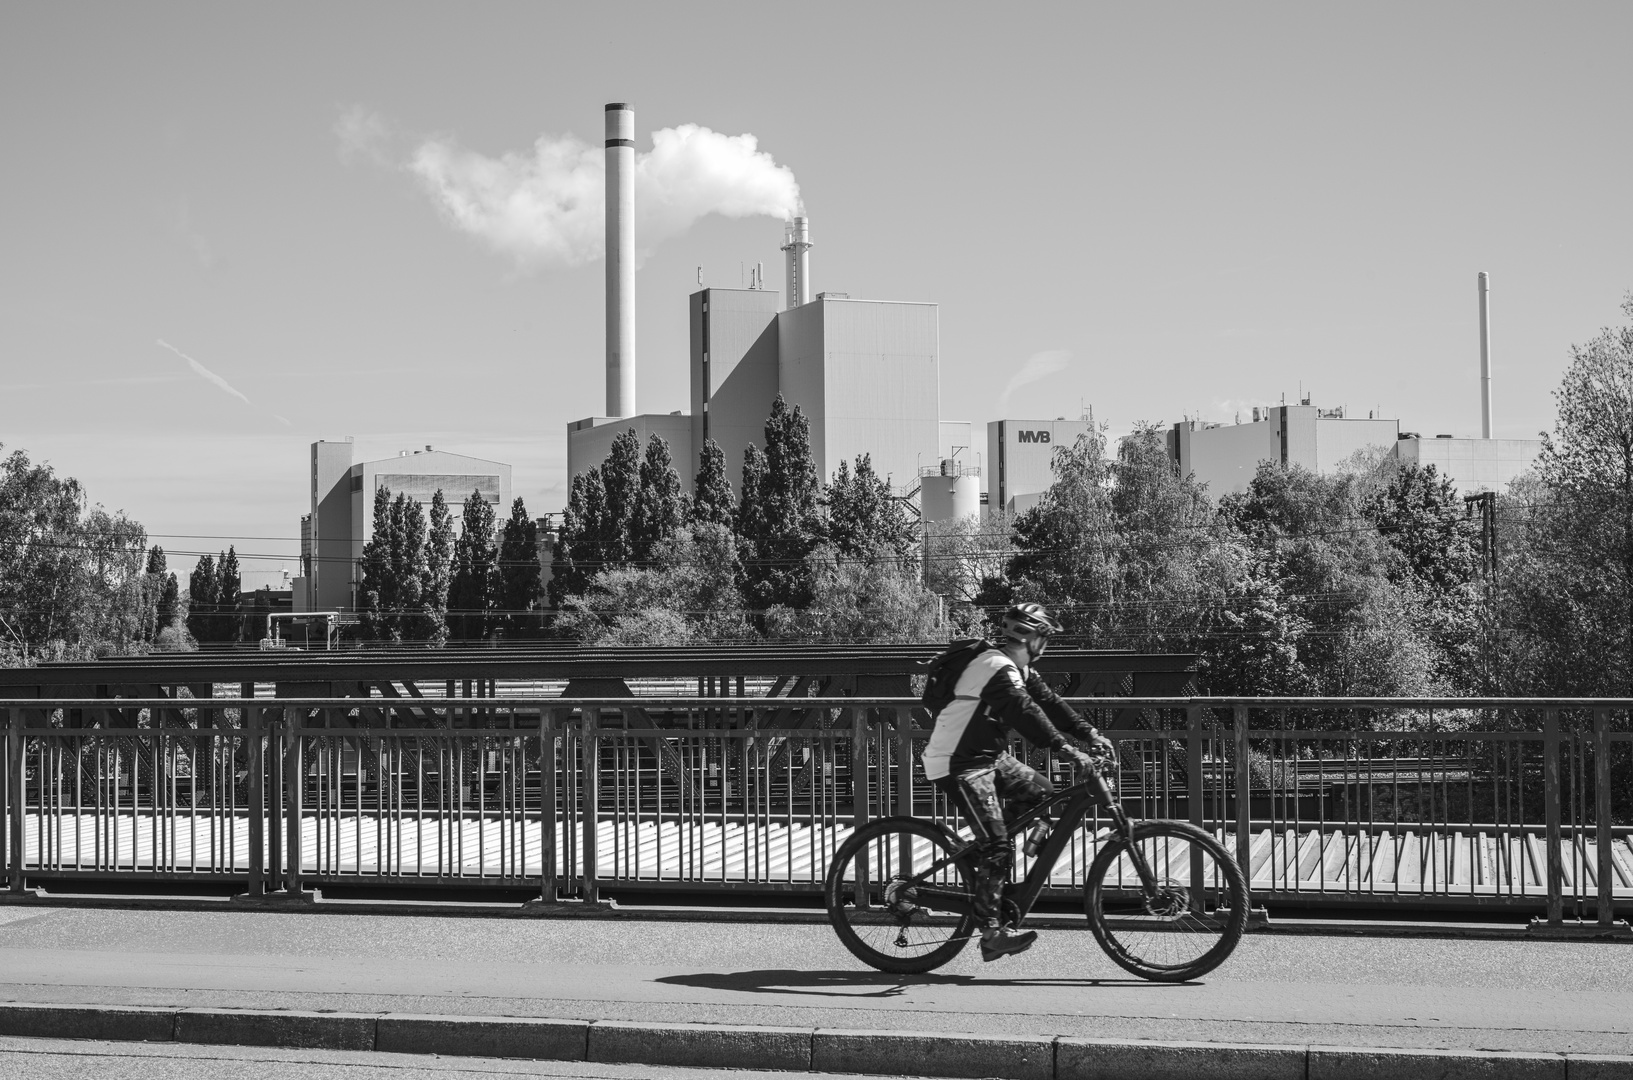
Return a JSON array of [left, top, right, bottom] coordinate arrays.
[[0, 906, 1628, 1057]]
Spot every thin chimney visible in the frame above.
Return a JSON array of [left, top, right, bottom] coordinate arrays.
[[605, 103, 635, 418], [1478, 271, 1492, 439]]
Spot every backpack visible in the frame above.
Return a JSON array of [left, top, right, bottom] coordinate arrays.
[[919, 638, 994, 718]]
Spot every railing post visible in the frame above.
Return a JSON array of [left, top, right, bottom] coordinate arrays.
[[1543, 708, 1563, 927], [583, 706, 599, 903], [246, 705, 264, 897], [895, 707, 913, 820], [1187, 705, 1205, 910], [284, 712, 303, 896], [540, 707, 557, 903], [1595, 708, 1614, 929], [1234, 704, 1251, 898], [7, 707, 22, 895], [851, 706, 870, 910]]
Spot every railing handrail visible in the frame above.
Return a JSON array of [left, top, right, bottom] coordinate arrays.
[[7, 695, 1633, 710]]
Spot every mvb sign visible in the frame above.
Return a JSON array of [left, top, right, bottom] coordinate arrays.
[[1016, 430, 1051, 444]]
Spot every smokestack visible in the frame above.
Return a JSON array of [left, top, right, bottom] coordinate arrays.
[[1478, 271, 1492, 439], [605, 103, 635, 418], [781, 216, 811, 310]]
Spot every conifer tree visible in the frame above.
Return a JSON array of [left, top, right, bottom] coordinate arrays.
[[419, 489, 454, 645], [691, 439, 734, 527], [631, 434, 686, 561], [600, 429, 642, 567], [142, 546, 167, 642], [215, 547, 242, 642], [498, 496, 544, 636], [826, 453, 915, 560], [739, 395, 825, 609], [449, 489, 499, 640], [357, 485, 396, 642], [549, 468, 606, 608], [186, 553, 217, 642]]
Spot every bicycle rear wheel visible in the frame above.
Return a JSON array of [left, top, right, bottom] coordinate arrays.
[[824, 817, 979, 974], [1084, 819, 1249, 982]]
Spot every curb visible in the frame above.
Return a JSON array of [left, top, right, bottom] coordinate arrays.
[[0, 891, 1573, 940], [0, 1002, 1629, 1079]]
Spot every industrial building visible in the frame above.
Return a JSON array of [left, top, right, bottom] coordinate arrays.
[[1394, 434, 1541, 495], [1168, 403, 1400, 497], [294, 440, 511, 613], [986, 418, 1094, 513], [566, 103, 959, 518]]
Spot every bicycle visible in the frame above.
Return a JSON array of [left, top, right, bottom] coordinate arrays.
[[823, 750, 1250, 982]]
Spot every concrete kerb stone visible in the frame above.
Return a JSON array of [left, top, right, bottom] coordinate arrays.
[[589, 1019, 810, 1071], [172, 1007, 376, 1052], [377, 1014, 589, 1061], [0, 1002, 175, 1044], [1057, 1035, 1306, 1080], [814, 1028, 1054, 1080], [2, 1002, 1631, 1078], [1567, 1055, 1633, 1080], [1307, 1045, 1566, 1080]]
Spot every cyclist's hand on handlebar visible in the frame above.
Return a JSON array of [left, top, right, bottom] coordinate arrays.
[[1060, 746, 1101, 774], [1084, 731, 1117, 762]]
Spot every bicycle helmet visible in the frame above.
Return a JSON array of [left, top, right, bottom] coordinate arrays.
[[999, 602, 1062, 644]]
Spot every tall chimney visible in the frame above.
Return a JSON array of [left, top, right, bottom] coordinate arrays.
[[781, 216, 811, 310], [1478, 270, 1492, 439], [605, 103, 635, 418]]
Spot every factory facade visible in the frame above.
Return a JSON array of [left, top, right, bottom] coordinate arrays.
[[295, 440, 511, 614]]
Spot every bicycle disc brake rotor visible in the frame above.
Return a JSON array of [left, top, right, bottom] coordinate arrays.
[[1143, 885, 1190, 918]]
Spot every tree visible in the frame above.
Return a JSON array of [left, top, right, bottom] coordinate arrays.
[[0, 445, 150, 661], [556, 523, 753, 645], [215, 546, 242, 643], [357, 488, 428, 644], [357, 486, 396, 642], [826, 454, 915, 560], [1499, 293, 1633, 695], [691, 439, 734, 527], [549, 468, 606, 607], [497, 496, 544, 636], [738, 396, 825, 610], [141, 546, 169, 643], [187, 554, 218, 643], [449, 490, 499, 640], [418, 489, 454, 645], [764, 545, 942, 643], [599, 428, 642, 567], [631, 435, 686, 561]]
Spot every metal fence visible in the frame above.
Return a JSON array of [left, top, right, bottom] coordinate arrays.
[[1, 697, 1628, 926]]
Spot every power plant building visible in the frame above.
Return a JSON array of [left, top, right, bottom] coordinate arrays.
[[1394, 434, 1541, 495], [987, 419, 1094, 512], [1168, 404, 1399, 497], [295, 440, 511, 614]]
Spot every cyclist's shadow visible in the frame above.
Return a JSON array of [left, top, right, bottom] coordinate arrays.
[[656, 969, 1192, 999]]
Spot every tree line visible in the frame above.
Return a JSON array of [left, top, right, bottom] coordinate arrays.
[[549, 395, 934, 645]]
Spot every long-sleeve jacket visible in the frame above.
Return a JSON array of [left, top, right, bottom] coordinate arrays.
[[920, 646, 1101, 781]]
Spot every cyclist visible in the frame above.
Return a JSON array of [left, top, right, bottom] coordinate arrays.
[[921, 602, 1115, 961]]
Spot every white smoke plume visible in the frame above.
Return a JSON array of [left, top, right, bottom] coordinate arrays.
[[998, 350, 1072, 410], [407, 123, 801, 267]]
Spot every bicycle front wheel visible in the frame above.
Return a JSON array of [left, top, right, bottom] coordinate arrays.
[[1084, 819, 1249, 982], [824, 817, 979, 974]]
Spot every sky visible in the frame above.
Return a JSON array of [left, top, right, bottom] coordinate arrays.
[[2, 2, 1630, 585]]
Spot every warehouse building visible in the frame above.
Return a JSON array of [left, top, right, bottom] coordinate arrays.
[[1168, 402, 1399, 497], [295, 440, 511, 613]]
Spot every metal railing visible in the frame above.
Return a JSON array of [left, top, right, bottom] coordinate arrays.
[[1, 697, 1628, 927]]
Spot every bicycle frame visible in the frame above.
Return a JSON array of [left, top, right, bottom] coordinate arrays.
[[893, 764, 1169, 924]]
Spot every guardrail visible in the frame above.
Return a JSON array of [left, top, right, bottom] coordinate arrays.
[[1, 697, 1627, 928]]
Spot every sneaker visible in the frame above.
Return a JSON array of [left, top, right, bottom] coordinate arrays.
[[979, 926, 1037, 962]]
